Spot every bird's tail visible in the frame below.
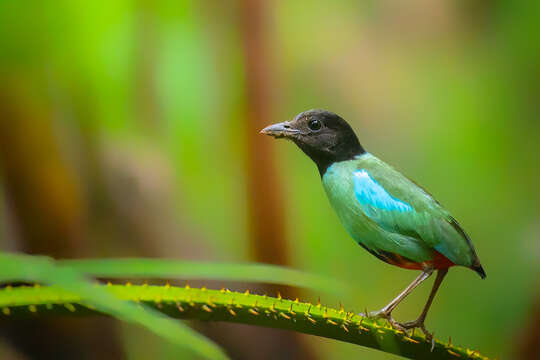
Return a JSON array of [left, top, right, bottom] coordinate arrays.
[[471, 263, 486, 279]]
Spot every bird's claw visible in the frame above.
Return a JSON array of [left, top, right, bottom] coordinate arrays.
[[359, 310, 435, 348], [399, 318, 436, 350], [359, 310, 408, 333], [400, 319, 431, 337], [387, 317, 408, 333]]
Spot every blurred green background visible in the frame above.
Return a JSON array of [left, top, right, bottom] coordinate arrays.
[[0, 1, 539, 359]]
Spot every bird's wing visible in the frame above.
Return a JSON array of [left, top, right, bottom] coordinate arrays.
[[352, 161, 481, 272]]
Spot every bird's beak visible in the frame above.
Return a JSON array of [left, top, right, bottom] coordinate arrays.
[[260, 121, 300, 138]]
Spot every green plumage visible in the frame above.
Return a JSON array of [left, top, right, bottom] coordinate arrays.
[[322, 153, 481, 271], [262, 109, 486, 335]]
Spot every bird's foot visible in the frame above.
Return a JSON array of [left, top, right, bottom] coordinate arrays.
[[359, 310, 407, 333], [399, 318, 431, 338], [399, 318, 435, 350]]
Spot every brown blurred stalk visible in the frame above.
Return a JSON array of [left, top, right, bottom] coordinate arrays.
[[241, 0, 289, 268], [515, 292, 540, 360], [238, 0, 317, 358]]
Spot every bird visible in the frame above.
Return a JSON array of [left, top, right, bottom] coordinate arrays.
[[261, 109, 485, 338]]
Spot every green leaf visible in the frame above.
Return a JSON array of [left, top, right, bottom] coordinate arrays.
[[57, 258, 349, 294], [0, 283, 492, 360], [0, 253, 228, 360]]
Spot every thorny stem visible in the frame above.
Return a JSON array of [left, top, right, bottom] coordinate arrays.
[[0, 284, 490, 360]]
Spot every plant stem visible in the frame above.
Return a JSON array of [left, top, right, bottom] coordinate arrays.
[[0, 284, 489, 360]]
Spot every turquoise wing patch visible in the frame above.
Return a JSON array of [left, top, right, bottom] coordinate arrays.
[[352, 169, 424, 255], [353, 169, 413, 217]]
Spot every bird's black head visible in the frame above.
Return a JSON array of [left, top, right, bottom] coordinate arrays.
[[261, 109, 365, 175]]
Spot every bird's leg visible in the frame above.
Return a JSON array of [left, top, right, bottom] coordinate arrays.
[[361, 267, 434, 331], [399, 268, 449, 340]]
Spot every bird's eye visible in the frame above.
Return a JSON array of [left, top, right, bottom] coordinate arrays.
[[308, 119, 321, 131]]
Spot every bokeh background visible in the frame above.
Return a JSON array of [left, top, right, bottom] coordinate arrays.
[[1, 1, 539, 359]]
